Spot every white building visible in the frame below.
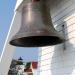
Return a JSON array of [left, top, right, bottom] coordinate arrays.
[[38, 0, 75, 75]]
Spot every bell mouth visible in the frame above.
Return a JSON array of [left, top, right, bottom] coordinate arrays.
[[10, 36, 65, 47]]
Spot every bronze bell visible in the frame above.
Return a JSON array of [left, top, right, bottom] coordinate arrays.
[[10, 0, 65, 47]]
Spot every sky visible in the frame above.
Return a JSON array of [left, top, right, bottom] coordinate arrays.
[[0, 0, 38, 61]]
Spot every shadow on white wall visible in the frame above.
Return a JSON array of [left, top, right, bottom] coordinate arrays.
[[51, 12, 75, 75]]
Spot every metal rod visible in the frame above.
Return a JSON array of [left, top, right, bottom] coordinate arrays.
[[62, 25, 66, 50]]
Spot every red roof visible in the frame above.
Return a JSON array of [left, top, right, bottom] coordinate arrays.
[[32, 62, 38, 69], [24, 62, 38, 73], [24, 68, 32, 72]]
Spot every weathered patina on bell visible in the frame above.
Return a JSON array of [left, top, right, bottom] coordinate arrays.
[[10, 0, 65, 47]]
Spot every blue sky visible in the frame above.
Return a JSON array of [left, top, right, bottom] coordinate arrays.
[[0, 0, 38, 61], [0, 0, 16, 55]]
